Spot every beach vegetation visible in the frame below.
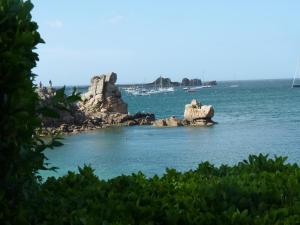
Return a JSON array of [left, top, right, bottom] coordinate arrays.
[[33, 154, 300, 225]]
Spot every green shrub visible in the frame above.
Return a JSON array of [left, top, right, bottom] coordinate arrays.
[[0, 0, 50, 223], [33, 154, 300, 225], [0, 2, 80, 223], [1, 1, 300, 225], [0, 0, 40, 203]]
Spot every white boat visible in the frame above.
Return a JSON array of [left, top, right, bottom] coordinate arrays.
[[159, 87, 174, 93], [124, 87, 139, 94], [129, 90, 141, 96], [187, 88, 198, 92], [185, 85, 211, 92], [136, 92, 150, 96], [191, 86, 204, 90], [148, 89, 161, 94], [201, 85, 212, 88], [155, 77, 175, 93], [292, 60, 300, 88]]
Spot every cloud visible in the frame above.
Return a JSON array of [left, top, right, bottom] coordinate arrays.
[[107, 15, 124, 24], [46, 20, 63, 29]]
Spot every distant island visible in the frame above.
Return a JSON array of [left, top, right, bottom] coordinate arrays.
[[118, 76, 217, 88]]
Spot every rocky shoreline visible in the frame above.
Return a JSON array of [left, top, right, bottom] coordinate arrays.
[[38, 72, 216, 135], [38, 72, 156, 135], [40, 112, 155, 135]]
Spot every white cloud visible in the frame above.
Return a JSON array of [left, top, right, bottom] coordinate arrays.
[[46, 20, 63, 29], [107, 15, 124, 24]]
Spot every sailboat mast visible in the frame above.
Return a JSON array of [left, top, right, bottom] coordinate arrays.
[[292, 60, 300, 88]]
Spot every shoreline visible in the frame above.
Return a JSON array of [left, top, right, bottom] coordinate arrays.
[[38, 73, 216, 136]]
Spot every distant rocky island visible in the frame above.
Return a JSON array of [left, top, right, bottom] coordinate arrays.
[[37, 72, 216, 134], [118, 76, 217, 88]]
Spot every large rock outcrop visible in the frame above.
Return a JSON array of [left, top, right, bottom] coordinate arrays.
[[80, 72, 128, 115], [38, 72, 156, 134]]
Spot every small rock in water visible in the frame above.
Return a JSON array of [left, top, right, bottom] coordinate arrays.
[[184, 99, 214, 121], [153, 99, 216, 128], [153, 116, 183, 127], [153, 119, 167, 127]]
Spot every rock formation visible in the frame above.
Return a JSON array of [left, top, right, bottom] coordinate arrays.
[[153, 99, 215, 127], [139, 76, 181, 88], [38, 73, 215, 134], [36, 86, 95, 134], [181, 78, 202, 86], [104, 112, 155, 126], [181, 78, 190, 86], [153, 116, 183, 127], [184, 99, 214, 121], [36, 86, 55, 100], [80, 72, 128, 115], [38, 72, 156, 134]]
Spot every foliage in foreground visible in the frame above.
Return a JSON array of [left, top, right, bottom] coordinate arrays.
[[0, 1, 80, 223], [30, 154, 300, 225], [0, 1, 45, 222], [1, 1, 300, 225]]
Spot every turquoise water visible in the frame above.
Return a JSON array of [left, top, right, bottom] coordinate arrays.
[[43, 79, 300, 179]]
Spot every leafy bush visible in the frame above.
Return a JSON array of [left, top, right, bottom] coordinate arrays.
[[0, 0, 45, 221], [32, 154, 300, 225], [1, 1, 300, 225]]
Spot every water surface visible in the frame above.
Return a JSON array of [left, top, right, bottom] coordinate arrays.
[[43, 79, 300, 179]]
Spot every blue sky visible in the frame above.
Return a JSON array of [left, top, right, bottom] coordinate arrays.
[[31, 0, 300, 85]]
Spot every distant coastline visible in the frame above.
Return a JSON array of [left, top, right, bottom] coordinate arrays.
[[49, 78, 292, 88]]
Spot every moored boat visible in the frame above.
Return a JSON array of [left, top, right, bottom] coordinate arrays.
[[292, 60, 300, 88]]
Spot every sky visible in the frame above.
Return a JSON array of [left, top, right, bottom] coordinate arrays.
[[31, 0, 300, 85]]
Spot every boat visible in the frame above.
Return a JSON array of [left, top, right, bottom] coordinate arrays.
[[201, 85, 212, 88], [159, 87, 174, 93], [187, 88, 198, 92], [124, 87, 139, 94], [292, 60, 300, 88], [148, 89, 160, 94], [185, 84, 212, 92], [191, 86, 203, 90], [129, 90, 141, 96], [136, 92, 150, 96], [156, 77, 175, 93]]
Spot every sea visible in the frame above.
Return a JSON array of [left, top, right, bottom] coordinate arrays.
[[41, 79, 300, 180]]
